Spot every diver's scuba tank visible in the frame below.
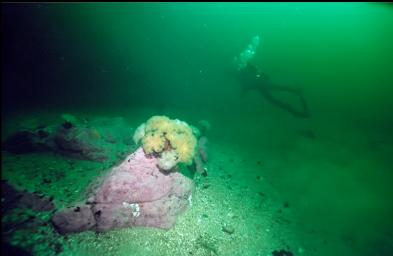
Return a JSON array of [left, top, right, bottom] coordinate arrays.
[[234, 35, 260, 71]]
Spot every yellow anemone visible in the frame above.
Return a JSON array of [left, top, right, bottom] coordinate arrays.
[[142, 132, 165, 154]]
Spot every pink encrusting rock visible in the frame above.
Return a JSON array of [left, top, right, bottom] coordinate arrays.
[[94, 147, 174, 204], [51, 147, 194, 234], [92, 188, 191, 232]]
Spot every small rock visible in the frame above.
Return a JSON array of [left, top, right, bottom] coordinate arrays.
[[297, 129, 315, 139], [272, 249, 294, 256], [62, 121, 74, 129], [222, 224, 234, 235], [42, 178, 51, 184]]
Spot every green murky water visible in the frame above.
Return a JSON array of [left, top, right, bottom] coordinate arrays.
[[2, 3, 393, 256]]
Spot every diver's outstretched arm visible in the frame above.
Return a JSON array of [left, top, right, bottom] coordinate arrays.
[[259, 84, 311, 118]]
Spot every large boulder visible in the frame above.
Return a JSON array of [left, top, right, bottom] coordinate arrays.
[[53, 125, 108, 162], [1, 181, 55, 214], [51, 147, 193, 234], [2, 116, 135, 163]]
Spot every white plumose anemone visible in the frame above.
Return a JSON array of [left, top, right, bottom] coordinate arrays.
[[157, 150, 179, 170], [133, 123, 146, 144]]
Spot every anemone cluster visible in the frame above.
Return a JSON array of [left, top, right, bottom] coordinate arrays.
[[133, 116, 197, 171]]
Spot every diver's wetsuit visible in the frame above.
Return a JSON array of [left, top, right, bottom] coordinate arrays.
[[238, 64, 311, 118]]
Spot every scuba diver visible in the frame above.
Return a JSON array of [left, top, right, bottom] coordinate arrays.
[[237, 63, 311, 118], [234, 35, 311, 118]]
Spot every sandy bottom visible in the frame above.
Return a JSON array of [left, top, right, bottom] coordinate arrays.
[[2, 107, 392, 256]]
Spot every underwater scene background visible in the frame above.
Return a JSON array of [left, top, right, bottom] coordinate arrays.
[[2, 3, 393, 256]]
